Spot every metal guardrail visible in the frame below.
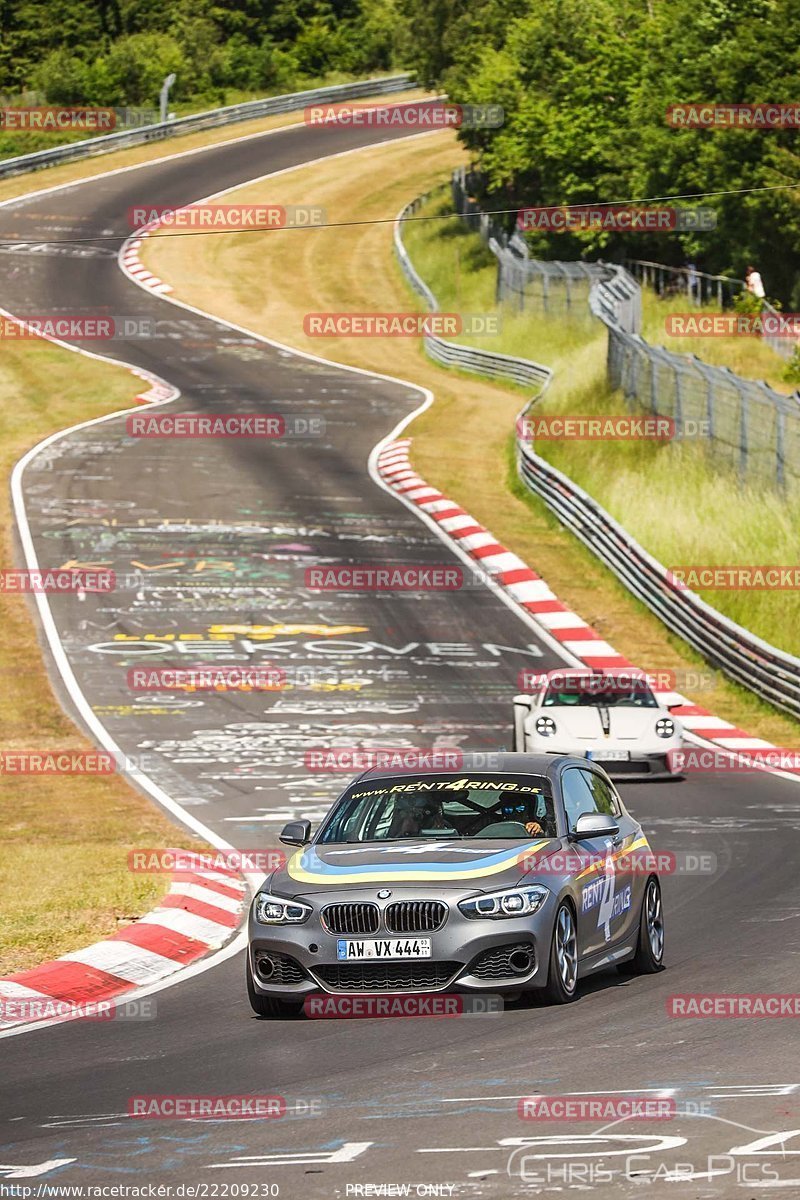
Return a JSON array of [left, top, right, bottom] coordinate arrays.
[[397, 185, 800, 717], [588, 262, 642, 335], [395, 195, 552, 395], [516, 440, 800, 718], [0, 74, 415, 179]]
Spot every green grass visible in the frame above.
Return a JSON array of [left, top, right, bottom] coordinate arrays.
[[403, 191, 800, 659]]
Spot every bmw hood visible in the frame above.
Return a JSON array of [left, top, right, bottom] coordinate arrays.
[[272, 837, 562, 896]]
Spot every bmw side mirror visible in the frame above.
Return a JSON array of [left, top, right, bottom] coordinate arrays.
[[279, 820, 312, 846], [569, 812, 619, 841]]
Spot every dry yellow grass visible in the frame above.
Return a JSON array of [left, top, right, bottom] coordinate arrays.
[[143, 132, 800, 746], [0, 341, 206, 974]]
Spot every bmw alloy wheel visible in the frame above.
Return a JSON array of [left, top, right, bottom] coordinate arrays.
[[645, 879, 664, 962], [556, 904, 577, 993]]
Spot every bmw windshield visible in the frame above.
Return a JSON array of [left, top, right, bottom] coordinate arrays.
[[318, 773, 557, 843]]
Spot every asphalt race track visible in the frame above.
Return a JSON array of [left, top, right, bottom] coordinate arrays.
[[0, 113, 799, 1196]]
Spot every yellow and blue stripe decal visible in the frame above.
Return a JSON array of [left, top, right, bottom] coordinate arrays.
[[574, 835, 652, 880], [287, 841, 551, 885]]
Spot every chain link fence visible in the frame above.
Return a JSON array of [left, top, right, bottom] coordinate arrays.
[[451, 166, 800, 489], [626, 258, 792, 362]]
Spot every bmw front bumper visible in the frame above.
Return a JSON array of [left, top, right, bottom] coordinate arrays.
[[247, 886, 557, 998]]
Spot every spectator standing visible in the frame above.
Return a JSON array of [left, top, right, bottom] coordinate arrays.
[[745, 264, 766, 301]]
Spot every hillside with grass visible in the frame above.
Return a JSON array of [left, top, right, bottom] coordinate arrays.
[[403, 189, 800, 657]]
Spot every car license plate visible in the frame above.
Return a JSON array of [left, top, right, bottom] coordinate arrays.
[[588, 750, 631, 761], [336, 938, 432, 960]]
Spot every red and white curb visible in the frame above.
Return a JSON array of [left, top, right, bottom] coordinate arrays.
[[377, 439, 782, 761], [120, 228, 173, 296], [130, 364, 178, 405], [0, 856, 247, 1031], [0, 306, 177, 409]]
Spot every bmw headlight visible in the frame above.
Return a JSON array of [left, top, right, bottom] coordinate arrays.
[[254, 892, 312, 925], [459, 885, 550, 919], [535, 716, 557, 737], [655, 717, 675, 739]]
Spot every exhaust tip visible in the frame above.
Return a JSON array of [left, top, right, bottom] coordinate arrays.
[[508, 949, 533, 975], [256, 955, 275, 981]]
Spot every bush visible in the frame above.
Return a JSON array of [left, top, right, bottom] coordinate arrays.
[[293, 18, 350, 77], [99, 34, 185, 106], [733, 290, 770, 317], [32, 50, 91, 106], [782, 345, 800, 387]]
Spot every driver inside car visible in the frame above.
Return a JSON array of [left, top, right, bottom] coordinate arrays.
[[498, 795, 550, 837], [388, 796, 457, 838]]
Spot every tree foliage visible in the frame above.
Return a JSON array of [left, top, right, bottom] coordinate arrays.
[[1, 0, 797, 297], [0, 0, 407, 109], [400, 0, 800, 301]]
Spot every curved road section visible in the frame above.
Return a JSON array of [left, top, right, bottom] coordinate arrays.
[[0, 113, 798, 1195]]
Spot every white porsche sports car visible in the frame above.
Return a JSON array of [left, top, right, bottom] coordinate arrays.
[[513, 668, 683, 779]]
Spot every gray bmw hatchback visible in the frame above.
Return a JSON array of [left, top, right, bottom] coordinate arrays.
[[246, 752, 665, 1017]]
